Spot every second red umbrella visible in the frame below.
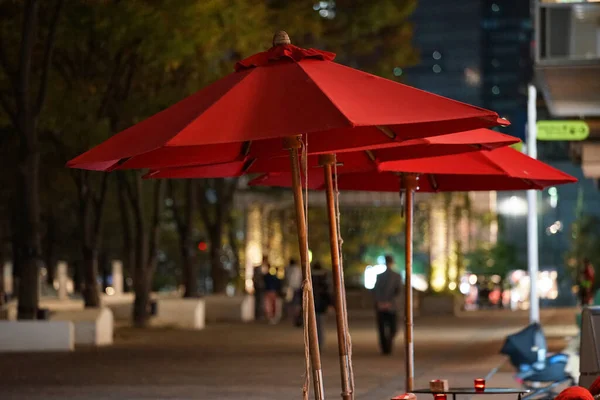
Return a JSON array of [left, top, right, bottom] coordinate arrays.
[[248, 146, 577, 393]]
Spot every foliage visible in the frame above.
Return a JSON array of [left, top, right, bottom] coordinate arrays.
[[0, 0, 418, 305], [567, 214, 600, 279], [304, 206, 412, 276], [465, 241, 523, 276], [313, 0, 419, 77]]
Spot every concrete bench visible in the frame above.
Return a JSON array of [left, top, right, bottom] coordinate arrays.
[[205, 295, 254, 323], [152, 298, 205, 330], [0, 301, 17, 320], [102, 293, 135, 321], [50, 307, 113, 346], [0, 321, 74, 352]]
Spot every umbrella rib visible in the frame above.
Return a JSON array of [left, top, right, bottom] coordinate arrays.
[[106, 157, 131, 172], [521, 178, 541, 189], [241, 158, 257, 174], [428, 174, 439, 192], [364, 150, 378, 171], [241, 141, 252, 156], [376, 125, 396, 140]]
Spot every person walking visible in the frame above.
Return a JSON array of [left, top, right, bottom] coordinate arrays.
[[312, 262, 331, 350], [284, 258, 303, 327], [373, 254, 403, 355], [264, 262, 282, 324], [579, 258, 596, 306], [253, 256, 269, 320]]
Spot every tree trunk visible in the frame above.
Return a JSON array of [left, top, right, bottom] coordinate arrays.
[[132, 228, 150, 327], [227, 214, 240, 282], [197, 179, 238, 295], [173, 181, 197, 298], [72, 260, 83, 294], [181, 237, 198, 297], [82, 246, 100, 307], [0, 242, 5, 306], [209, 227, 228, 294], [10, 0, 64, 320], [10, 206, 22, 298], [131, 178, 164, 327], [44, 210, 57, 286], [117, 173, 134, 292], [443, 194, 453, 289], [79, 176, 101, 308], [17, 147, 43, 320]]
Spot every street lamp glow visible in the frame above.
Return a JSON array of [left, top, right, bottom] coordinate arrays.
[[364, 264, 387, 290], [497, 195, 528, 216]]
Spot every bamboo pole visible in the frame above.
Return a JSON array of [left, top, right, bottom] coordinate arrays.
[[402, 173, 418, 392], [284, 136, 325, 400], [320, 154, 353, 400]]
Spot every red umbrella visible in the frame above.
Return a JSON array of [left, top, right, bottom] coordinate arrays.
[[67, 35, 507, 172], [247, 146, 577, 191], [143, 129, 518, 179], [246, 146, 577, 392], [67, 31, 511, 400]]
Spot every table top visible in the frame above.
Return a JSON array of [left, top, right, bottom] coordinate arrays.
[[412, 388, 530, 395]]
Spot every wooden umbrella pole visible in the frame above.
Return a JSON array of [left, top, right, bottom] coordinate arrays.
[[320, 154, 353, 400], [402, 173, 418, 392], [284, 136, 325, 400]]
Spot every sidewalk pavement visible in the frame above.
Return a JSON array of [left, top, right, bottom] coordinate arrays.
[[0, 308, 578, 400]]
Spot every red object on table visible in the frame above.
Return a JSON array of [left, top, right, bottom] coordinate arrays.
[[391, 394, 417, 400], [474, 378, 485, 392], [433, 394, 447, 400]]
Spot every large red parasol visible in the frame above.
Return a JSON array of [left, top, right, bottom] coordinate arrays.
[[67, 31, 512, 400], [67, 33, 507, 172], [246, 146, 576, 392]]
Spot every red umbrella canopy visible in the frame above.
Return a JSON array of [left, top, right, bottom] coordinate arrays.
[[247, 147, 577, 192], [67, 31, 508, 172], [143, 129, 519, 179]]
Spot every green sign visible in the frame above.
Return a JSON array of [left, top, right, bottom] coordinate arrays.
[[536, 120, 590, 141], [510, 141, 523, 152]]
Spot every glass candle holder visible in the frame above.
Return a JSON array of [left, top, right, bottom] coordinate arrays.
[[474, 378, 486, 392], [391, 394, 416, 400]]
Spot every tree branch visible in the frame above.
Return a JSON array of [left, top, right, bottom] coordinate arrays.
[[185, 180, 195, 232], [92, 173, 109, 241], [197, 180, 215, 232], [97, 49, 125, 119], [168, 180, 184, 229], [0, 92, 17, 127], [16, 0, 39, 120], [0, 32, 17, 93], [148, 180, 165, 263], [34, 0, 64, 116], [131, 172, 145, 230], [119, 171, 139, 222]]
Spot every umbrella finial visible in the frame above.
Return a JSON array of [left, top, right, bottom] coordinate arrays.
[[273, 31, 291, 46]]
